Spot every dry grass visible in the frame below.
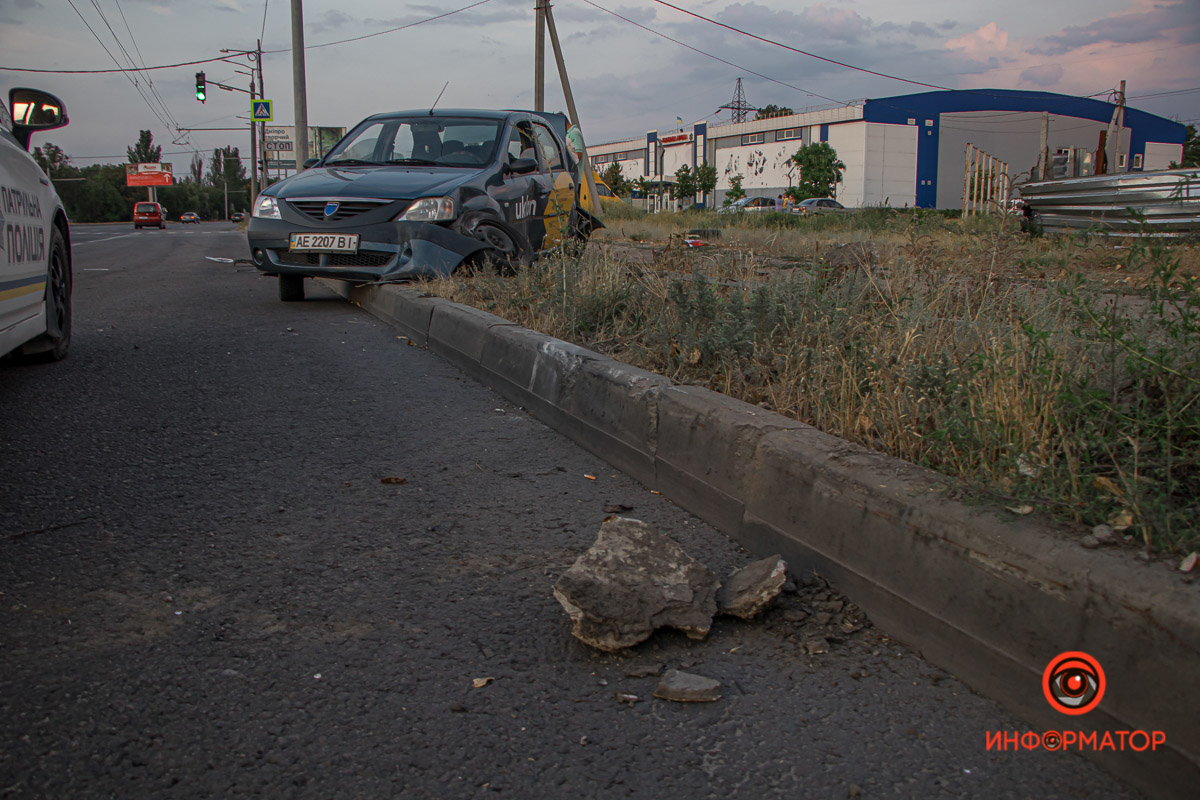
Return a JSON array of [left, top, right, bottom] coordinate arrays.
[[425, 209, 1200, 553]]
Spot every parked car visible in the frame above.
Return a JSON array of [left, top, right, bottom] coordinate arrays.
[[247, 108, 602, 301], [133, 201, 165, 229], [0, 87, 72, 362], [719, 196, 777, 213], [230, 211, 246, 222], [181, 211, 200, 224], [793, 197, 847, 214]]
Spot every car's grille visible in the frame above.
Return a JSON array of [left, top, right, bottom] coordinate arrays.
[[276, 251, 394, 268], [287, 198, 393, 222]]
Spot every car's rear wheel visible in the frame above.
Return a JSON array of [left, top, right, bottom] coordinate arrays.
[[19, 226, 71, 362], [279, 275, 305, 302]]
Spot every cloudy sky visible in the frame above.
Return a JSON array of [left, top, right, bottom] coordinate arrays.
[[3, 0, 1197, 168]]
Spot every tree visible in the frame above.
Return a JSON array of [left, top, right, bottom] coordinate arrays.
[[127, 130, 161, 164], [755, 104, 793, 120], [189, 151, 205, 184], [206, 146, 247, 187], [33, 142, 71, 175], [599, 162, 630, 197], [671, 164, 697, 202], [694, 162, 717, 199], [1178, 124, 1198, 168], [723, 174, 746, 206], [788, 142, 845, 201]]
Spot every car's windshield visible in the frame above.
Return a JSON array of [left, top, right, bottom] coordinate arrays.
[[325, 117, 502, 168]]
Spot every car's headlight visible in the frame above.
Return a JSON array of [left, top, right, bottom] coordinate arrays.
[[397, 196, 455, 222], [254, 195, 281, 219]]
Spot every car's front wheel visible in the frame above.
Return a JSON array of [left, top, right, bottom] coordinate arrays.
[[279, 275, 305, 302], [19, 225, 71, 362], [456, 213, 531, 275]]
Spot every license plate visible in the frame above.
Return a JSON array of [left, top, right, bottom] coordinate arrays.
[[289, 232, 360, 253]]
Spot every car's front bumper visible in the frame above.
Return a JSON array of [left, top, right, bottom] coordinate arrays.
[[246, 218, 489, 282]]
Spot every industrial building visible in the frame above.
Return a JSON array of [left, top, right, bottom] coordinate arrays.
[[586, 89, 1189, 209]]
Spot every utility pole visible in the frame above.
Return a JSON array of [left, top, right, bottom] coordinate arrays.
[[258, 40, 267, 189], [534, 0, 546, 112], [1116, 80, 1127, 172], [249, 73, 258, 205], [1038, 111, 1049, 180], [291, 0, 310, 168], [543, 2, 600, 214]]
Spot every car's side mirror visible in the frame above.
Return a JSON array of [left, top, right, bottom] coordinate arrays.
[[506, 157, 538, 175], [9, 88, 68, 151], [303, 158, 320, 169]]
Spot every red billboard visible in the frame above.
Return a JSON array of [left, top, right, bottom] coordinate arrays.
[[126, 163, 173, 187]]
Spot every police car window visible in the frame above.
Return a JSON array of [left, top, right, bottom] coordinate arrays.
[[532, 124, 562, 171]]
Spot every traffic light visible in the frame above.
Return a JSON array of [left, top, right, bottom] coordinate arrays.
[[195, 72, 206, 103]]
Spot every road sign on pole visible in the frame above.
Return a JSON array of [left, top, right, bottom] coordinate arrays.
[[251, 100, 273, 122]]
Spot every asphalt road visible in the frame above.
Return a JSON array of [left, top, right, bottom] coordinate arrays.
[[0, 222, 1142, 799]]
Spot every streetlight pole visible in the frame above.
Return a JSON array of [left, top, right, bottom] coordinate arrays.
[[291, 0, 310, 168]]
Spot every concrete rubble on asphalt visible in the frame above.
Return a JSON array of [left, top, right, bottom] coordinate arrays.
[[553, 516, 720, 652], [717, 554, 788, 619], [653, 670, 722, 702], [553, 517, 789, 653]]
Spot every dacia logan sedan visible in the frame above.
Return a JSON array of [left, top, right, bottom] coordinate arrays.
[[246, 109, 600, 301]]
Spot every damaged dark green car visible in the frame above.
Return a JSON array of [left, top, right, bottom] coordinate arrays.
[[246, 109, 602, 301]]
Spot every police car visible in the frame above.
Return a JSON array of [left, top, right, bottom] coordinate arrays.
[[247, 109, 601, 301], [0, 87, 71, 362]]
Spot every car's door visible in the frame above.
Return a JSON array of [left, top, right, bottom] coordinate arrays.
[[530, 120, 574, 249], [495, 120, 546, 250], [0, 100, 55, 345]]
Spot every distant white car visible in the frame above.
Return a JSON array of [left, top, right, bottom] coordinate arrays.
[[793, 198, 847, 214], [719, 196, 778, 214], [0, 87, 72, 362]]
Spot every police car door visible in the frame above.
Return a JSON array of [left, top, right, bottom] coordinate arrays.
[[0, 98, 54, 345]]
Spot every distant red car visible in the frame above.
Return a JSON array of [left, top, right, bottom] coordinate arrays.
[[134, 201, 165, 229]]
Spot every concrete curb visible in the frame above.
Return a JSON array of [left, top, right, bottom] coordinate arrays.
[[324, 279, 1199, 799]]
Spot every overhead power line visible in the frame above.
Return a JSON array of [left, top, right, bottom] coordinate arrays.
[[648, 0, 949, 91], [579, 0, 844, 106], [1, 0, 494, 73]]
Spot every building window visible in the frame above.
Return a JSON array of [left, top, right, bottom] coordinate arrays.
[[1118, 153, 1127, 168], [907, 118, 916, 125], [1133, 153, 1144, 169], [742, 133, 764, 145], [778, 128, 801, 141]]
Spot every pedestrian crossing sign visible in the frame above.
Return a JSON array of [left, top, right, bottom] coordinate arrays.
[[251, 100, 273, 122]]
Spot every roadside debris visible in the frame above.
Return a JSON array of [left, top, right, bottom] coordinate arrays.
[[472, 677, 494, 688], [553, 516, 719, 651], [1181, 552, 1198, 573], [380, 476, 408, 485], [614, 692, 641, 705], [623, 663, 664, 678], [653, 669, 722, 702], [716, 555, 788, 620]]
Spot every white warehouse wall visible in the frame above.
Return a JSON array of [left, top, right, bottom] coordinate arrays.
[[716, 141, 799, 195], [660, 143, 692, 179], [827, 122, 867, 207], [862, 123, 918, 207]]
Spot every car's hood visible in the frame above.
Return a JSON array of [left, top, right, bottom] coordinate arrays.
[[267, 165, 486, 200]]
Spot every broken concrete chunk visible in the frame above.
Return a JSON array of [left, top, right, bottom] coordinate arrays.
[[553, 517, 719, 652], [716, 555, 788, 620], [653, 669, 722, 702]]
